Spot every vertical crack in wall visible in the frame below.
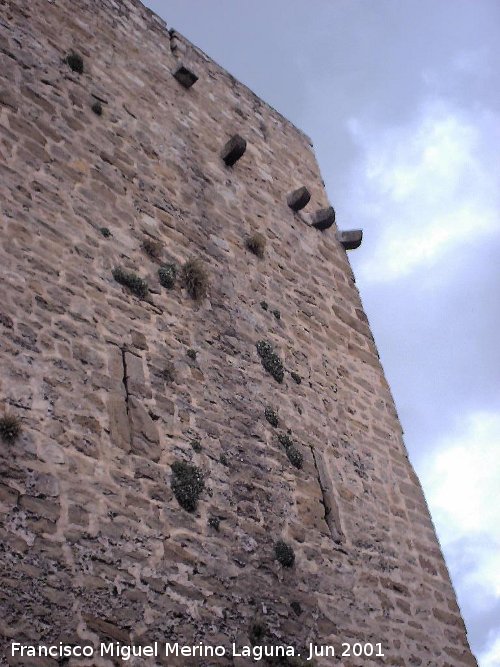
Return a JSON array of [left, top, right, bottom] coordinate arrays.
[[121, 346, 134, 448], [121, 347, 130, 413], [309, 445, 346, 547]]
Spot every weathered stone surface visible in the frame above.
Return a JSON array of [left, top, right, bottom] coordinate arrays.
[[0, 1, 475, 666]]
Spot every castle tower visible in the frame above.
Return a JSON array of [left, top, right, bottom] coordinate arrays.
[[0, 1, 476, 665]]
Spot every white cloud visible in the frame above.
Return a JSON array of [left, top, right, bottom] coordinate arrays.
[[480, 633, 500, 667], [421, 410, 500, 664], [347, 101, 500, 283]]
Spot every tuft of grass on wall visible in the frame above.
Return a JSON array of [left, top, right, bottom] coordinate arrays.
[[142, 238, 163, 261], [246, 232, 266, 259], [180, 259, 209, 301], [0, 413, 22, 443]]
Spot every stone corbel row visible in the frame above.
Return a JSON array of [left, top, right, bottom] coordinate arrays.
[[172, 63, 362, 251]]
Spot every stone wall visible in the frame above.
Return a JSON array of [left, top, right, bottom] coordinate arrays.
[[0, 0, 476, 665]]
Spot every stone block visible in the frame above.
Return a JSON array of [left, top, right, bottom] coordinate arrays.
[[312, 206, 336, 230], [221, 134, 247, 166], [172, 63, 198, 89], [337, 229, 363, 250], [287, 186, 311, 211]]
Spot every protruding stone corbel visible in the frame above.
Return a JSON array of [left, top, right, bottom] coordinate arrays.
[[337, 229, 363, 250], [172, 63, 198, 89], [312, 206, 335, 230], [221, 134, 247, 166], [287, 186, 311, 212]]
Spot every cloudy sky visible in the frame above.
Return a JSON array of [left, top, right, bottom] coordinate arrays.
[[144, 2, 500, 663]]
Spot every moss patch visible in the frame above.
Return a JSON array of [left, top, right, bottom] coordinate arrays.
[[186, 348, 197, 361], [91, 101, 102, 116], [256, 341, 284, 383], [171, 461, 204, 512], [260, 301, 269, 311], [272, 309, 281, 320], [290, 372, 302, 385], [99, 226, 111, 238], [112, 267, 148, 299]]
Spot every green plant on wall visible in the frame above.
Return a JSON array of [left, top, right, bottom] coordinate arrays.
[[278, 432, 303, 469], [65, 51, 84, 73], [171, 461, 205, 512], [256, 341, 284, 383], [112, 267, 148, 299], [158, 263, 177, 289], [265, 406, 279, 427], [274, 540, 295, 567]]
